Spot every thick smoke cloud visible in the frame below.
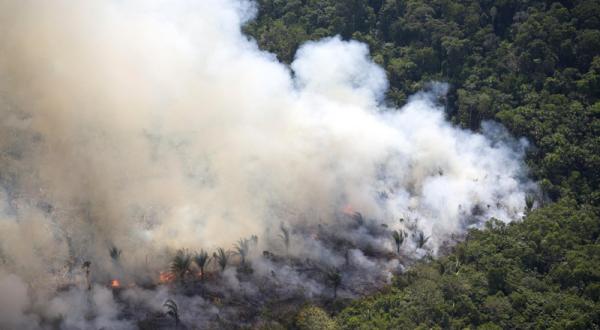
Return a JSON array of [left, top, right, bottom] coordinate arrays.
[[0, 0, 535, 328]]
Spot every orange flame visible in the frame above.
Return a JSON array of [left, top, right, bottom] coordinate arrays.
[[159, 271, 175, 284], [342, 204, 354, 216], [110, 279, 121, 288]]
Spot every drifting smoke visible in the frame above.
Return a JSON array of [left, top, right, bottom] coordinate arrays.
[[0, 0, 535, 328]]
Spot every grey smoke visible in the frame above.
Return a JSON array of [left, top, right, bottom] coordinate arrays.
[[0, 0, 535, 328]]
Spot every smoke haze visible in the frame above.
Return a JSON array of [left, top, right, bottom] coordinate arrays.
[[0, 0, 535, 328]]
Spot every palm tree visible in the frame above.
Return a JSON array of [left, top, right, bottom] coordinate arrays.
[[82, 260, 91, 290], [163, 298, 180, 328], [194, 249, 211, 281], [170, 250, 192, 284], [234, 238, 250, 266], [109, 246, 122, 262], [326, 267, 342, 299], [415, 231, 429, 249], [279, 223, 290, 253], [525, 194, 535, 214], [213, 248, 229, 272], [392, 230, 405, 254]]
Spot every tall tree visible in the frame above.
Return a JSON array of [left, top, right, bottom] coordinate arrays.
[[214, 248, 230, 272], [194, 249, 211, 281], [170, 250, 192, 284]]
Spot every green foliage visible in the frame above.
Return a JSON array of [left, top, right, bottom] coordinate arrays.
[[525, 195, 535, 214], [246, 0, 600, 206], [336, 201, 600, 329], [296, 305, 339, 330], [246, 1, 600, 328]]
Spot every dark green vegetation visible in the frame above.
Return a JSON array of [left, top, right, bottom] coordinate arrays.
[[245, 0, 600, 328], [245, 0, 600, 206], [337, 200, 599, 329]]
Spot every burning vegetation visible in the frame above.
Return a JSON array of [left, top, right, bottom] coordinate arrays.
[[0, 0, 536, 329], [110, 279, 121, 288], [56, 208, 532, 329]]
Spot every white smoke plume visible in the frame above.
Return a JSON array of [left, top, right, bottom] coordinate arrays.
[[0, 0, 535, 328]]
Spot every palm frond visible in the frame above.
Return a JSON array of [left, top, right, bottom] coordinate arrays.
[[525, 194, 535, 213], [234, 238, 250, 265], [163, 299, 179, 326], [170, 249, 192, 282], [213, 248, 229, 271], [392, 230, 405, 254], [279, 223, 290, 253], [194, 249, 211, 280], [109, 246, 122, 261], [416, 231, 429, 249]]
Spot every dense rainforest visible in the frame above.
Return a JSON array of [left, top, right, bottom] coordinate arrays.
[[245, 0, 600, 328]]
